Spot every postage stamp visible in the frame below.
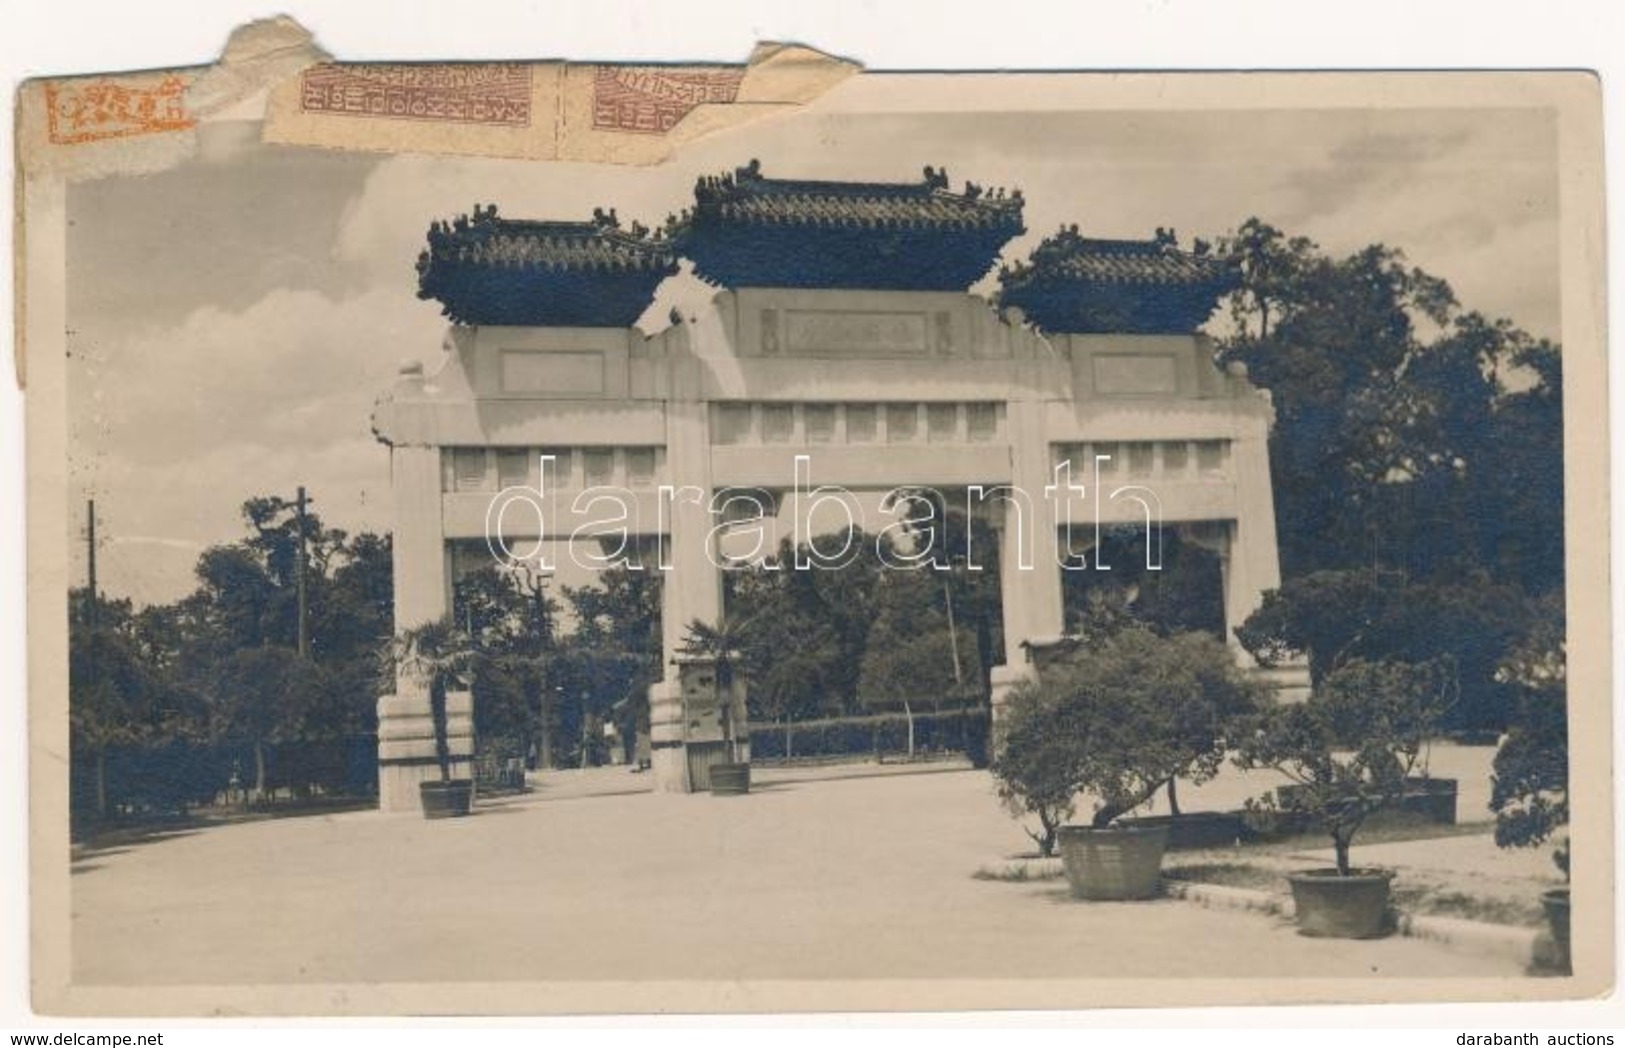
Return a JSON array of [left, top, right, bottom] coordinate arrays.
[[591, 65, 745, 133], [298, 63, 532, 126], [43, 75, 194, 145]]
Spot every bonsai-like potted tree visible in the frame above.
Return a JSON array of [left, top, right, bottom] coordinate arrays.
[[993, 626, 1262, 898], [677, 616, 752, 795], [1489, 611, 1568, 971], [388, 618, 477, 819], [1235, 656, 1452, 937], [990, 677, 1079, 858]]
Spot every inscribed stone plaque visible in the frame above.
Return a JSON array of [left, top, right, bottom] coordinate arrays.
[[784, 310, 929, 357], [500, 351, 605, 395], [1092, 354, 1179, 395]]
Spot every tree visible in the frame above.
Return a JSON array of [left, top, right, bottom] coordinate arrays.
[[1490, 595, 1568, 877], [856, 568, 979, 758], [1220, 217, 1319, 342], [1235, 569, 1533, 730], [729, 570, 842, 754], [1062, 527, 1226, 640], [1235, 657, 1454, 875], [1214, 219, 1560, 596], [562, 565, 660, 766], [69, 597, 154, 820], [717, 534, 876, 717], [989, 679, 1078, 857], [452, 563, 560, 765], [992, 627, 1262, 855], [210, 645, 328, 801]]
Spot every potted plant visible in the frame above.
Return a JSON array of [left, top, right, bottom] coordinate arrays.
[[388, 618, 477, 819], [993, 627, 1262, 897], [678, 617, 752, 795], [1236, 657, 1453, 937], [1489, 613, 1569, 972]]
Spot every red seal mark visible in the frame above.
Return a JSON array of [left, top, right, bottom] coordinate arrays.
[[592, 66, 745, 134], [299, 63, 533, 126], [45, 75, 194, 145]]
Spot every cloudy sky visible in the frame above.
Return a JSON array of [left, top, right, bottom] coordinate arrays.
[[66, 101, 1559, 607]]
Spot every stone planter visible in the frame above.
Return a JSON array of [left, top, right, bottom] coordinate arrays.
[[419, 778, 475, 819], [1057, 822, 1170, 901], [1403, 776, 1458, 824], [1287, 868, 1393, 938], [709, 762, 751, 796], [1274, 777, 1458, 826], [1121, 811, 1247, 851]]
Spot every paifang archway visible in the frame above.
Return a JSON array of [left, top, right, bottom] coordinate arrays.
[[369, 162, 1299, 811]]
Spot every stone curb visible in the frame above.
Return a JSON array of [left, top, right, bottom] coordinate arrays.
[[1163, 880, 1539, 965], [1163, 879, 1290, 917], [977, 856, 1539, 965]]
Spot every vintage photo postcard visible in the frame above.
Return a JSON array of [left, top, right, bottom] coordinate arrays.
[[15, 17, 1611, 1017]]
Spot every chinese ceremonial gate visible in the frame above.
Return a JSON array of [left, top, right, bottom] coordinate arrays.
[[370, 162, 1297, 811]]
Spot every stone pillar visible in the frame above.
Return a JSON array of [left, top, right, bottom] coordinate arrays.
[[649, 342, 725, 792], [375, 365, 459, 814], [990, 371, 1065, 727], [1178, 405, 1311, 703], [1225, 414, 1283, 654]]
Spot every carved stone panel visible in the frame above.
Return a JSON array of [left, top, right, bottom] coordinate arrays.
[[784, 310, 929, 357]]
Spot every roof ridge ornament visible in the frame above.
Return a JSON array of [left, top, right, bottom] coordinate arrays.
[[998, 224, 1239, 335], [416, 204, 679, 326], [675, 160, 1026, 290]]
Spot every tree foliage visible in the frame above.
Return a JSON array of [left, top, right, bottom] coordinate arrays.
[[1489, 595, 1568, 876], [69, 496, 395, 819], [992, 627, 1262, 854], [1234, 657, 1454, 875], [1215, 219, 1563, 596]]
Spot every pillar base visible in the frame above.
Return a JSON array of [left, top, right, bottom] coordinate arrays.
[[650, 745, 687, 793], [1253, 660, 1313, 704], [989, 662, 1036, 730], [377, 690, 476, 814], [649, 679, 689, 793], [378, 758, 476, 815]]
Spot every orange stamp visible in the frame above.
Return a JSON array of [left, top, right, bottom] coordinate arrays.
[[44, 74, 194, 145], [591, 65, 745, 134]]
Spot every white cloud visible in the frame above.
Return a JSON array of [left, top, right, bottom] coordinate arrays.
[[70, 284, 445, 605]]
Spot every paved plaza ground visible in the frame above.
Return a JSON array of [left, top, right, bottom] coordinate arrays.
[[70, 755, 1534, 988]]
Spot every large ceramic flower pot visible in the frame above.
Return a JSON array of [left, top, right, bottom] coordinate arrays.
[[709, 762, 751, 796], [419, 778, 474, 819], [1288, 868, 1393, 938], [1057, 822, 1170, 901]]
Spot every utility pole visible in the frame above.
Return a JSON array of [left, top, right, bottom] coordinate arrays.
[[86, 499, 98, 629], [295, 486, 309, 659], [943, 562, 964, 692]]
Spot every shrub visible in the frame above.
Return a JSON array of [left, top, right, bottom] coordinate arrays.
[[1490, 607, 1568, 877], [1235, 656, 1453, 875], [992, 627, 1262, 856]]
